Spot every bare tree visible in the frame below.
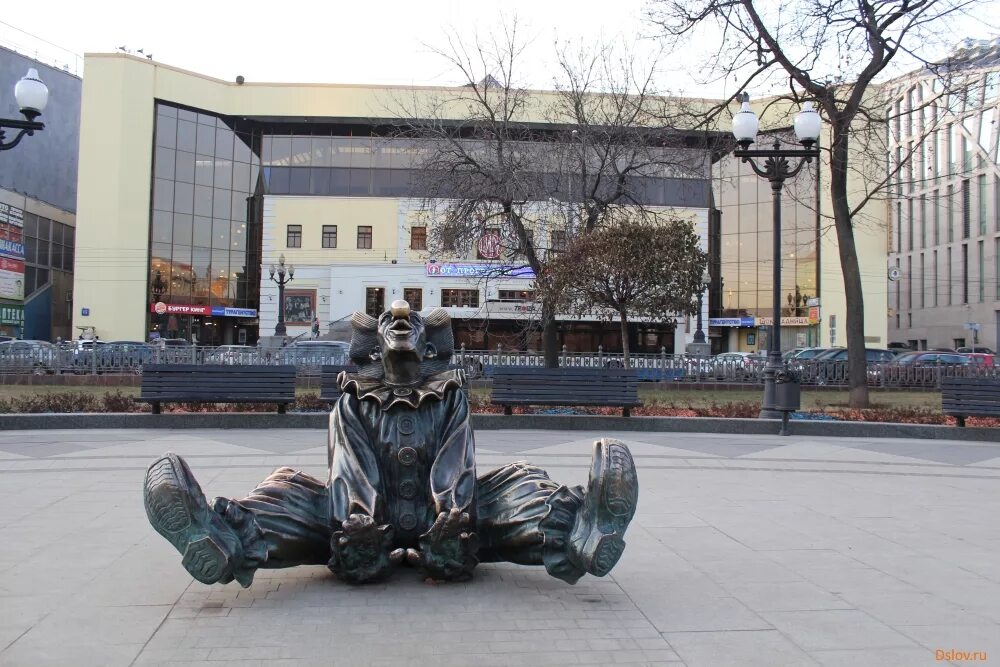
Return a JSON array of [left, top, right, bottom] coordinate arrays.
[[649, 0, 985, 407], [391, 22, 714, 366], [545, 218, 707, 366]]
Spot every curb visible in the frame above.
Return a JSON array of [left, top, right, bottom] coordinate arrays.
[[0, 412, 996, 441]]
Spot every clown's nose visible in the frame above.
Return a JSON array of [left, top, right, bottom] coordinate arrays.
[[390, 300, 410, 318]]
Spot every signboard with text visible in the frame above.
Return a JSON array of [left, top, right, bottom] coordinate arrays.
[[755, 316, 812, 327], [0, 205, 25, 303], [708, 317, 756, 327], [150, 303, 258, 318], [426, 263, 535, 279]]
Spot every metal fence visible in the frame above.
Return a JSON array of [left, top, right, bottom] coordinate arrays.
[[1, 342, 996, 389], [0, 343, 349, 376]]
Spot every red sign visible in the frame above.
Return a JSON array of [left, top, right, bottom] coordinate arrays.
[[477, 233, 502, 259], [0, 257, 24, 273], [149, 303, 210, 316], [0, 224, 22, 244]]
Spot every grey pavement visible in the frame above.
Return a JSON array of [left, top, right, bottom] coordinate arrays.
[[1, 428, 1000, 666]]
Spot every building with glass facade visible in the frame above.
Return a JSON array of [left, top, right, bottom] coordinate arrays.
[[887, 39, 1000, 351], [73, 53, 889, 352], [0, 46, 80, 341]]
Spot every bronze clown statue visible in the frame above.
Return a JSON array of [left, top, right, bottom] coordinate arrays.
[[143, 301, 638, 585]]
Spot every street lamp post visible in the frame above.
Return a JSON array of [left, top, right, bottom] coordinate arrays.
[[693, 269, 711, 345], [0, 69, 49, 151], [731, 93, 820, 419], [269, 254, 295, 337]]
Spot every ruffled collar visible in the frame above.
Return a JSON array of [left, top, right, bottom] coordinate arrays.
[[338, 369, 466, 409]]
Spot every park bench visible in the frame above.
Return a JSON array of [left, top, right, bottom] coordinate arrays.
[[320, 365, 360, 403], [941, 377, 1000, 427], [139, 365, 296, 414], [491, 366, 640, 417]]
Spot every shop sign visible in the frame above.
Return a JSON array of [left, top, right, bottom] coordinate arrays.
[[806, 297, 820, 307], [0, 303, 24, 325], [0, 257, 24, 300], [149, 303, 211, 316], [426, 263, 535, 279], [708, 316, 755, 327], [210, 306, 258, 318], [476, 233, 502, 260], [488, 301, 540, 314], [0, 204, 24, 227], [755, 316, 812, 326]]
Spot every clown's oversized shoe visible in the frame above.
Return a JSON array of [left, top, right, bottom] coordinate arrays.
[[567, 439, 638, 577], [144, 453, 251, 586]]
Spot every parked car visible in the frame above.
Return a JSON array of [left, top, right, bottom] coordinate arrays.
[[0, 340, 58, 374], [806, 347, 896, 385], [278, 341, 350, 368], [957, 346, 995, 354], [97, 341, 155, 373], [963, 353, 997, 369], [206, 345, 258, 365], [710, 352, 762, 380]]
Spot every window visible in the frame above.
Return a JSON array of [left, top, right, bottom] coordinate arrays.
[[919, 195, 926, 248], [947, 248, 953, 305], [995, 238, 1000, 299], [932, 190, 939, 245], [932, 250, 938, 307], [498, 290, 535, 301], [286, 224, 302, 248], [947, 184, 954, 242], [962, 180, 970, 239], [919, 253, 925, 308], [441, 289, 479, 308], [365, 287, 385, 317], [357, 225, 373, 249], [403, 287, 423, 311], [977, 240, 984, 302], [907, 198, 914, 250], [895, 202, 902, 253], [977, 174, 987, 235], [322, 225, 337, 248], [550, 230, 566, 252], [410, 226, 427, 250], [961, 243, 968, 304], [906, 255, 912, 309]]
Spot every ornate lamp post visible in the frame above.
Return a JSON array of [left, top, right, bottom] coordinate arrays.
[[151, 269, 167, 336], [269, 254, 294, 336], [693, 268, 712, 345], [731, 93, 820, 419], [0, 69, 49, 151]]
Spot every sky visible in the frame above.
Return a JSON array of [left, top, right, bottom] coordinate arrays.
[[2, 0, 996, 99]]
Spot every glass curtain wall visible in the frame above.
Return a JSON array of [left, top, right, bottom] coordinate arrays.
[[150, 103, 263, 341]]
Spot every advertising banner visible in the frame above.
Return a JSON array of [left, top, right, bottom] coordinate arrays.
[[708, 316, 756, 327], [755, 316, 812, 327], [149, 302, 211, 316], [0, 303, 24, 326], [0, 204, 24, 227], [426, 263, 535, 279]]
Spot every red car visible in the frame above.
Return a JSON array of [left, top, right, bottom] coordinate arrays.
[[963, 353, 996, 367]]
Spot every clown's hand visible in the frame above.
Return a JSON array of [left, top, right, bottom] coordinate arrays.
[[327, 514, 394, 584], [403, 508, 479, 582]]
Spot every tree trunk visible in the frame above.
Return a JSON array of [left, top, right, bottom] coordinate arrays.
[[829, 127, 870, 408], [542, 303, 560, 368], [620, 311, 630, 368]]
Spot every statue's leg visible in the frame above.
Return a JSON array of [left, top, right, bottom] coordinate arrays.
[[476, 438, 637, 584], [144, 453, 329, 588]]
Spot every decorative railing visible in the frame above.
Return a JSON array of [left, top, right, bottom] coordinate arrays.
[[0, 341, 995, 389]]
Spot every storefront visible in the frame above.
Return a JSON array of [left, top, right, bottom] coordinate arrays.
[[149, 302, 259, 345]]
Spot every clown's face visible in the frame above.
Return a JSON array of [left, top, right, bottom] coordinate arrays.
[[377, 300, 427, 358]]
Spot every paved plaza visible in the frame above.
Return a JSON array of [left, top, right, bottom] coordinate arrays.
[[1, 427, 999, 666]]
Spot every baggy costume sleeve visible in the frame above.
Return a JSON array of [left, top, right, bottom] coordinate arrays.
[[327, 393, 383, 525], [429, 389, 477, 522]]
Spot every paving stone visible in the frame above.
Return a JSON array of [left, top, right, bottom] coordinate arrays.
[[1, 428, 998, 665]]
